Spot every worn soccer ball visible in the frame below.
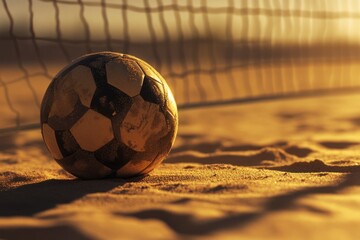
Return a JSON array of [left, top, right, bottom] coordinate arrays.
[[40, 52, 178, 179]]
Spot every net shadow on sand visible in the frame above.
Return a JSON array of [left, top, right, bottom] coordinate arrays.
[[0, 171, 145, 218], [0, 179, 123, 217]]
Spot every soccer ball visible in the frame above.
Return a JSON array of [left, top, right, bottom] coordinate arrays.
[[40, 52, 178, 179]]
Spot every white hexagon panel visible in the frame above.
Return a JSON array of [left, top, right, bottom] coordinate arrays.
[[49, 65, 96, 118], [106, 58, 144, 97], [70, 109, 114, 152], [70, 65, 97, 108], [42, 123, 63, 160], [120, 96, 168, 152], [135, 59, 162, 83]]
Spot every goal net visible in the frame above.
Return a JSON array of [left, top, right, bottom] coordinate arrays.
[[1, 0, 360, 133]]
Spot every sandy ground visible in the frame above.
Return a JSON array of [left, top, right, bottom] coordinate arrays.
[[1, 92, 360, 240]]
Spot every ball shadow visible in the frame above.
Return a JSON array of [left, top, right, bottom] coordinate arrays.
[[0, 178, 127, 217], [0, 225, 92, 240]]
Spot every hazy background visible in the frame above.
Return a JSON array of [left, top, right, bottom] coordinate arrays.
[[1, 0, 359, 43], [1, 0, 360, 129]]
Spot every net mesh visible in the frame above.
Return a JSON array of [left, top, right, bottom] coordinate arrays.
[[1, 0, 360, 133]]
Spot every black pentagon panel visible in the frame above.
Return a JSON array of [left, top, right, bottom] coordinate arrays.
[[94, 140, 120, 169], [55, 130, 81, 158], [90, 85, 133, 119], [140, 76, 165, 107], [40, 80, 55, 124], [161, 80, 177, 120], [94, 139, 137, 170], [47, 98, 88, 131], [88, 60, 108, 86], [56, 150, 113, 179], [118, 141, 141, 165]]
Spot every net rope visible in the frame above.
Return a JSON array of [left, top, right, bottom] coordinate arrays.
[[1, 0, 360, 133]]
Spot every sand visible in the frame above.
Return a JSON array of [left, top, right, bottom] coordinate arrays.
[[1, 93, 360, 240]]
